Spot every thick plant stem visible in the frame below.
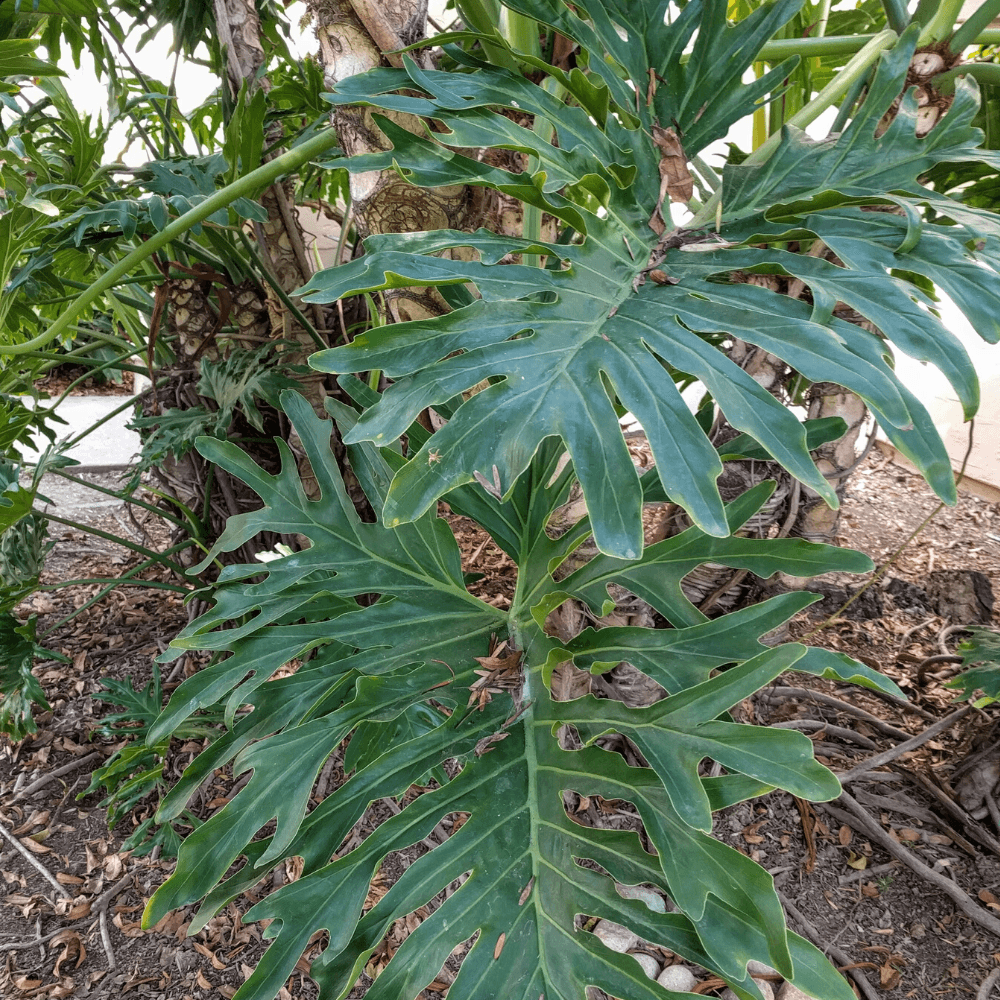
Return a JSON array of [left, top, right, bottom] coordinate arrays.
[[879, 0, 910, 35], [757, 33, 878, 60], [0, 127, 341, 357], [757, 26, 1000, 60], [919, 0, 966, 44], [689, 30, 898, 229], [455, 0, 519, 71], [829, 71, 871, 133], [949, 0, 1000, 53], [815, 0, 833, 37], [935, 62, 1000, 89], [752, 62, 768, 148], [503, 9, 541, 60]]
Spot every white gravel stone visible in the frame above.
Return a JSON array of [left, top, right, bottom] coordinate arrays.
[[747, 960, 779, 977], [777, 983, 819, 1000], [656, 964, 699, 991], [592, 919, 638, 953], [630, 952, 660, 979]]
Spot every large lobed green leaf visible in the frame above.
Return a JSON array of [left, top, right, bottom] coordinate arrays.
[[301, 14, 999, 558], [143, 391, 882, 1000]]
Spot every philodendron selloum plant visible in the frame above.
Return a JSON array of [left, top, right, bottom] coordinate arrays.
[[141, 2, 1000, 998]]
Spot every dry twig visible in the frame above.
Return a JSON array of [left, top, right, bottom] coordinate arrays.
[[828, 791, 1000, 938], [99, 907, 115, 969], [835, 704, 973, 784], [902, 767, 1000, 858], [91, 872, 133, 914], [772, 719, 880, 750], [977, 966, 1000, 1000], [838, 861, 898, 886], [860, 684, 937, 720], [852, 787, 977, 855], [766, 685, 911, 741], [915, 653, 963, 686], [10, 751, 103, 804], [0, 927, 67, 953], [0, 818, 70, 899]]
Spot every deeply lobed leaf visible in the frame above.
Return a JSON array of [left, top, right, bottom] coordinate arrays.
[[144, 392, 880, 1000], [303, 16, 998, 556]]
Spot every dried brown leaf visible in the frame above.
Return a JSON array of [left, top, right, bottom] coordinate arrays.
[[651, 125, 693, 210], [18, 836, 51, 855], [12, 811, 50, 836], [519, 877, 535, 906], [979, 888, 1000, 910], [50, 929, 85, 977]]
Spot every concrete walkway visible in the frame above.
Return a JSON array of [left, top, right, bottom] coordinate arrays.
[[21, 393, 142, 471]]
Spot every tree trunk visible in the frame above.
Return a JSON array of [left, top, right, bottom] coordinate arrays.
[[307, 0, 488, 327], [211, 0, 334, 501]]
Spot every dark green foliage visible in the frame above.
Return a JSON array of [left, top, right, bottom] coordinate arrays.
[[144, 391, 874, 1000], [947, 627, 1000, 701], [136, 2, 1000, 997], [304, 23, 998, 557], [84, 665, 220, 857]]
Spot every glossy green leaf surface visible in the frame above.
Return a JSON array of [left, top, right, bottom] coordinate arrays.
[[302, 14, 999, 556], [143, 392, 884, 1000]]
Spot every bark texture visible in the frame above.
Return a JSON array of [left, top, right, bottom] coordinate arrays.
[[213, 0, 331, 500], [308, 0, 487, 326]]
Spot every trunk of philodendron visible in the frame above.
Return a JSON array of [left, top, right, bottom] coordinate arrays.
[[307, 0, 494, 327], [213, 0, 331, 497]]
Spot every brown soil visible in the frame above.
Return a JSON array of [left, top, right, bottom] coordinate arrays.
[[1, 454, 999, 999], [35, 366, 136, 399]]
